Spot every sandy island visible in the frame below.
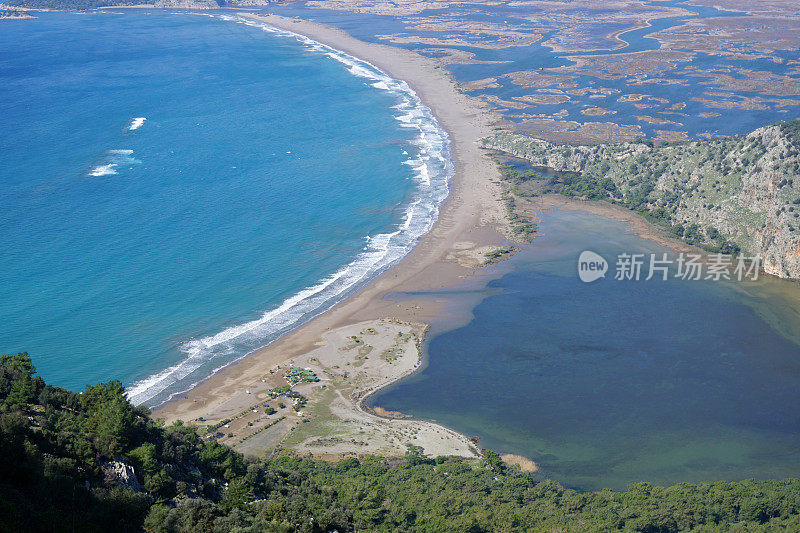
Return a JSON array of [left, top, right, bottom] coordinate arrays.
[[154, 13, 512, 461]]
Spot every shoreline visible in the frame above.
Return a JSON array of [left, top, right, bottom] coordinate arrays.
[[151, 12, 724, 461], [153, 13, 509, 452], [127, 12, 458, 406], [269, 319, 481, 459], [530, 194, 706, 256]]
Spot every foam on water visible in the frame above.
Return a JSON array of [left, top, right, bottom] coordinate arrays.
[[126, 15, 454, 406], [128, 117, 146, 131], [87, 149, 139, 177], [89, 164, 118, 177]]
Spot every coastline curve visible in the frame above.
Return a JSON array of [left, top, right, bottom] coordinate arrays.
[[152, 13, 505, 438], [128, 14, 454, 407]]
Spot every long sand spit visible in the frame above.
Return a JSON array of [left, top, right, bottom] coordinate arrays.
[[154, 14, 508, 455]]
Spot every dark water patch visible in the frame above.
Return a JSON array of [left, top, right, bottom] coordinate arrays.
[[371, 209, 800, 490]]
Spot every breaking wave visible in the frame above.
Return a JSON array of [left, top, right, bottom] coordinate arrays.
[[88, 149, 139, 177], [128, 117, 146, 131], [127, 15, 453, 407]]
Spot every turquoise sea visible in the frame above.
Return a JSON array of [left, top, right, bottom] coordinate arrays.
[[0, 12, 451, 406], [5, 6, 800, 493]]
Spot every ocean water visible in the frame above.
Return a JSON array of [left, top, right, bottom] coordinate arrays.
[[0, 12, 451, 406], [371, 209, 800, 490]]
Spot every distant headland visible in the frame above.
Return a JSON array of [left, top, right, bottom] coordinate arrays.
[[0, 7, 35, 17]]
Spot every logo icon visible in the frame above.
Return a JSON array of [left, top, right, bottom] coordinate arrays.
[[578, 251, 607, 283]]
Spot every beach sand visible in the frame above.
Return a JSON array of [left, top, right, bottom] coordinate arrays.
[[196, 319, 480, 459], [154, 13, 508, 457], [272, 320, 479, 458]]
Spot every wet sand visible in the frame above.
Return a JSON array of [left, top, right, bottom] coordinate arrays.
[[153, 14, 509, 437]]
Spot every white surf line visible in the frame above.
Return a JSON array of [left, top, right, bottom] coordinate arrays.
[[127, 15, 454, 407]]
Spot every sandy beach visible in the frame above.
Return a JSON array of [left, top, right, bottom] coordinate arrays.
[[154, 13, 510, 457], [151, 13, 715, 462]]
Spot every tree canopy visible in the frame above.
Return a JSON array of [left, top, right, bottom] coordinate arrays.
[[2, 352, 800, 532]]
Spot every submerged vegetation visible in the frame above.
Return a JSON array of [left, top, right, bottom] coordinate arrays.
[[3, 352, 800, 531]]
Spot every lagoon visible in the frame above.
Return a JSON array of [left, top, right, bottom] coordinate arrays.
[[372, 209, 800, 490]]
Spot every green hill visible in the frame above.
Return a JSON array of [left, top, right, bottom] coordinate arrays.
[[485, 120, 800, 278], [2, 352, 800, 531]]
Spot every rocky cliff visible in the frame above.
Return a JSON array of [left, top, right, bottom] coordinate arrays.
[[485, 120, 800, 278]]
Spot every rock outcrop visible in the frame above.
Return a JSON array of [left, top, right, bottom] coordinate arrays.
[[486, 120, 800, 278], [102, 459, 144, 492]]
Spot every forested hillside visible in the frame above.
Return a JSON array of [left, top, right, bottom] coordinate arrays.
[[2, 352, 800, 532], [486, 120, 800, 278]]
